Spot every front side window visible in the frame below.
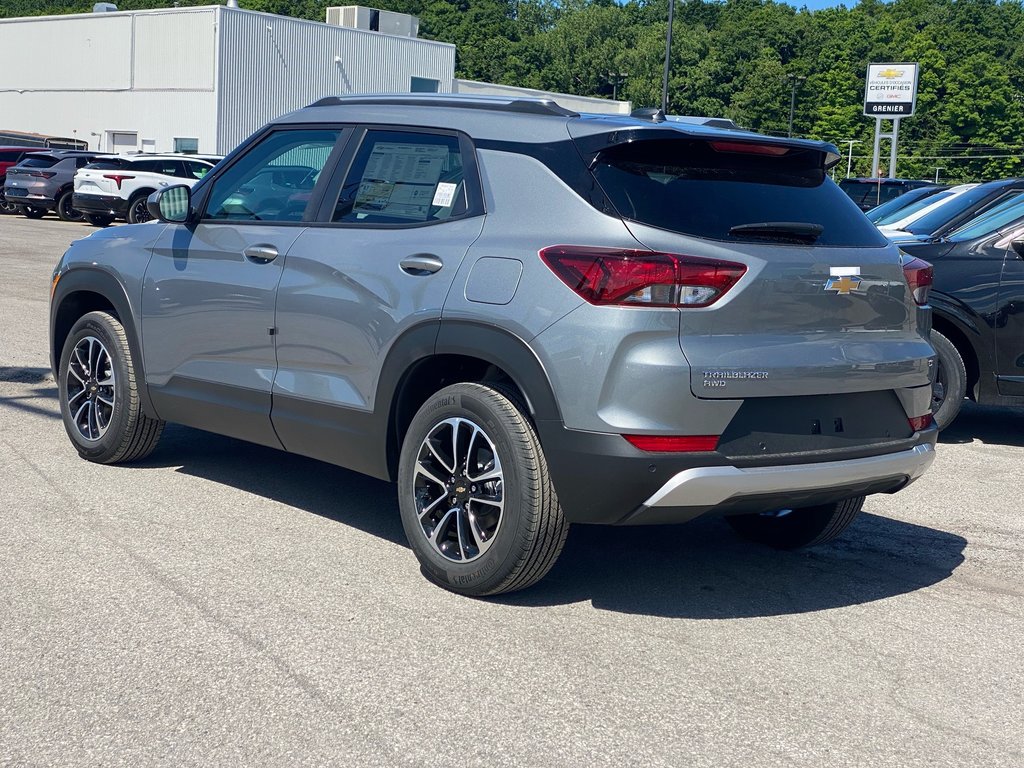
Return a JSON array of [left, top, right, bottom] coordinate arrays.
[[332, 130, 466, 225], [203, 130, 340, 223]]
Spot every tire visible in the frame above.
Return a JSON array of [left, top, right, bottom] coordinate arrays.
[[85, 214, 114, 227], [930, 329, 967, 430], [57, 311, 164, 464], [397, 382, 569, 596], [726, 496, 865, 549], [22, 206, 46, 219], [56, 190, 84, 222], [127, 193, 153, 224]]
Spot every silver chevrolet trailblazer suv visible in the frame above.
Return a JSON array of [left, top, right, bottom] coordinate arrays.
[[49, 95, 938, 596]]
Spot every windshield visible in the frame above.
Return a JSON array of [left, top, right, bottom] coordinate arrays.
[[865, 187, 940, 222], [947, 194, 1024, 242], [874, 190, 954, 226], [905, 187, 1021, 235]]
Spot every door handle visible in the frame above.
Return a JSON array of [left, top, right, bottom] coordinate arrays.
[[400, 254, 443, 275], [243, 244, 279, 264]]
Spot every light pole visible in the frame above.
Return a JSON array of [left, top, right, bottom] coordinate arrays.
[[787, 74, 806, 138], [606, 71, 629, 101], [661, 0, 674, 114], [934, 167, 944, 184], [844, 140, 862, 178]]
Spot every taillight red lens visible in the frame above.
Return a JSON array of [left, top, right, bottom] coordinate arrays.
[[103, 174, 136, 190], [624, 435, 720, 452], [901, 255, 933, 306], [908, 414, 933, 431], [539, 246, 746, 308], [28, 171, 56, 178]]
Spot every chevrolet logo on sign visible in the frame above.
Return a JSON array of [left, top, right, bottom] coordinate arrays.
[[878, 68, 904, 79], [825, 275, 863, 295]]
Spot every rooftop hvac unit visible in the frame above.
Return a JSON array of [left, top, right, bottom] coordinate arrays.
[[325, 6, 420, 38]]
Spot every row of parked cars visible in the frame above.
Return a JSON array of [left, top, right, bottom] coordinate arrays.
[[842, 176, 1024, 430], [0, 146, 218, 224]]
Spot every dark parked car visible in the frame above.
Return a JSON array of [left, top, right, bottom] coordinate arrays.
[[899, 193, 1024, 427], [839, 177, 932, 211], [885, 178, 1024, 244], [0, 146, 46, 214], [48, 94, 937, 596], [3, 150, 111, 221], [865, 184, 948, 223]]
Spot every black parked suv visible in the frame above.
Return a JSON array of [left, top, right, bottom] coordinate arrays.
[[839, 177, 932, 211], [899, 193, 1024, 427], [48, 95, 937, 595]]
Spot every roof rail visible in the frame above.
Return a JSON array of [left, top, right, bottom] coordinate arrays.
[[307, 94, 579, 118]]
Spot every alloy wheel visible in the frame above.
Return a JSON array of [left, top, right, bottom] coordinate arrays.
[[131, 198, 152, 223], [412, 417, 504, 562], [65, 336, 116, 441]]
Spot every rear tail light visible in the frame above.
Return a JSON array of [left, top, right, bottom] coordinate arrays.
[[908, 413, 933, 431], [103, 174, 136, 190], [28, 171, 56, 179], [539, 246, 746, 308], [901, 255, 933, 305], [624, 435, 720, 452]]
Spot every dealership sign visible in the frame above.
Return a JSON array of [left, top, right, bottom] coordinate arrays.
[[863, 63, 919, 117]]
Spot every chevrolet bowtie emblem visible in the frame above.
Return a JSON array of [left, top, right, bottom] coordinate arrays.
[[825, 275, 863, 295], [878, 68, 904, 79]]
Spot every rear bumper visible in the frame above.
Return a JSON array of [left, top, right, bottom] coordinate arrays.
[[539, 420, 938, 526], [626, 442, 935, 525], [73, 193, 129, 217], [2, 186, 56, 209]]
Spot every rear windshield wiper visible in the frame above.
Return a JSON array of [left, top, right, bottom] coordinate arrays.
[[728, 221, 824, 244]]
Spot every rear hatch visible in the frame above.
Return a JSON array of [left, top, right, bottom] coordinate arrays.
[[5, 154, 59, 196], [570, 126, 932, 400], [74, 159, 128, 196]]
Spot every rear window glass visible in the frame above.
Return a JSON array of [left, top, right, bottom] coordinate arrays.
[[865, 187, 939, 222], [593, 139, 886, 247], [19, 155, 59, 169], [84, 159, 128, 170], [874, 190, 955, 226], [839, 180, 912, 208]]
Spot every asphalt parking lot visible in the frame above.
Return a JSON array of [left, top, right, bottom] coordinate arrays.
[[1, 213, 1022, 767]]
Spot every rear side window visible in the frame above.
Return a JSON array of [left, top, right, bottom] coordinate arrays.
[[0, 150, 20, 162], [592, 139, 887, 247], [332, 130, 467, 224], [19, 155, 59, 169]]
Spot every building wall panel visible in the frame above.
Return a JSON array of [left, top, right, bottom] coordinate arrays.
[[0, 90, 217, 155], [216, 8, 455, 152], [0, 15, 132, 91], [133, 10, 217, 91]]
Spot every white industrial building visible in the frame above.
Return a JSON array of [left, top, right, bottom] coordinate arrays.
[[0, 4, 631, 156], [0, 4, 456, 155]]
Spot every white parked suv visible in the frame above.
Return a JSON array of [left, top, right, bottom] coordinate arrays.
[[73, 155, 213, 226]]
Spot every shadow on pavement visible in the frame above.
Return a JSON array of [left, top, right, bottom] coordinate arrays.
[[140, 424, 407, 547], [0, 367, 60, 420], [141, 424, 966, 619], [938, 402, 1024, 448]]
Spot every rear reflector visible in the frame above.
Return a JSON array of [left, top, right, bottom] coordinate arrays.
[[901, 255, 933, 306], [540, 246, 746, 308], [624, 435, 720, 452], [710, 141, 790, 157], [908, 414, 933, 431]]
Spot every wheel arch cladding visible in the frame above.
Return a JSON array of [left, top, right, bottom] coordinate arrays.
[[383, 321, 563, 479], [51, 269, 157, 419]]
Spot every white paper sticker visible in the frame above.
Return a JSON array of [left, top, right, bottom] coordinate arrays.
[[830, 266, 861, 276], [432, 182, 457, 208]]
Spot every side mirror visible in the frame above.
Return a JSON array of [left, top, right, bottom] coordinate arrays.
[[1011, 239, 1024, 259], [147, 185, 192, 223]]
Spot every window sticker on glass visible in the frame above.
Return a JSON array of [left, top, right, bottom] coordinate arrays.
[[432, 182, 457, 208], [353, 143, 448, 220]]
